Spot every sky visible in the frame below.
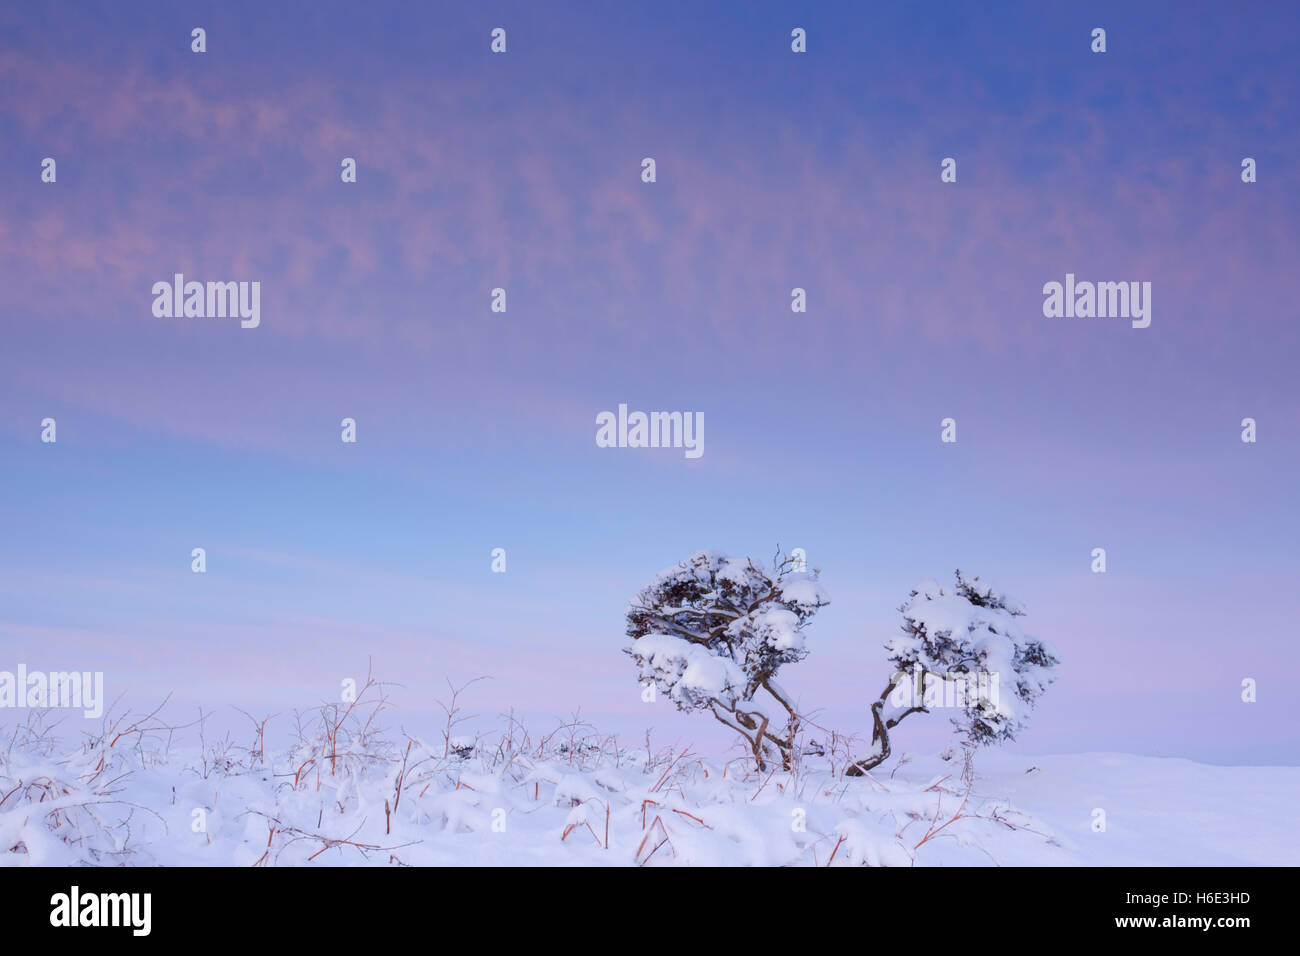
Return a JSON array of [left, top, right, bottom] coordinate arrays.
[[1, 1, 1298, 765]]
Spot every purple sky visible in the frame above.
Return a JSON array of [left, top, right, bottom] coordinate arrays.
[[1, 1, 1298, 764]]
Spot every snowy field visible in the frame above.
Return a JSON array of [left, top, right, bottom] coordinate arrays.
[[2, 697, 1294, 867]]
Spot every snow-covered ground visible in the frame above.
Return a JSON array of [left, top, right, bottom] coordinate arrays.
[[967, 751, 1300, 866], [2, 700, 1295, 866]]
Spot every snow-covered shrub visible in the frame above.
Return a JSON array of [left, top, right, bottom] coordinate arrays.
[[625, 549, 829, 770], [0, 704, 182, 864], [287, 673, 396, 791], [848, 571, 1060, 775], [2, 693, 1066, 867]]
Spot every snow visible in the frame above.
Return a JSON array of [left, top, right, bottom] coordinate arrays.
[[884, 572, 1060, 746], [776, 573, 830, 611], [728, 605, 803, 653], [628, 633, 746, 709], [2, 709, 1294, 866], [625, 550, 828, 727]]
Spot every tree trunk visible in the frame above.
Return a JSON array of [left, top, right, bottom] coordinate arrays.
[[846, 673, 929, 777], [845, 699, 891, 776]]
